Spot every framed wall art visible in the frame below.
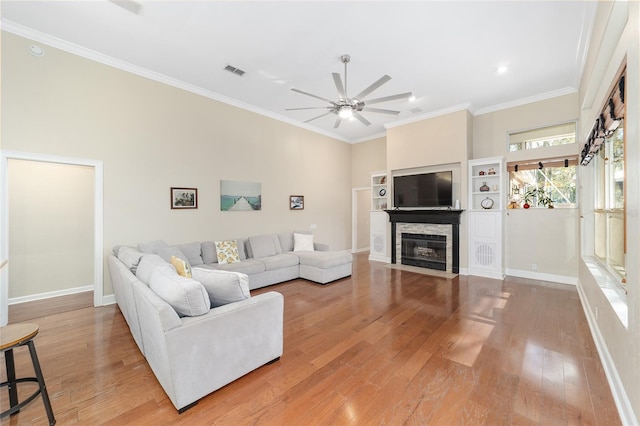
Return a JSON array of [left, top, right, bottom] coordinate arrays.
[[290, 195, 304, 210], [220, 180, 262, 211], [171, 187, 198, 209]]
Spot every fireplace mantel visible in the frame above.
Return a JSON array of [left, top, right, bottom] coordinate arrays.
[[385, 209, 464, 273]]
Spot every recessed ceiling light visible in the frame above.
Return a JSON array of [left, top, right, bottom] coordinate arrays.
[[409, 95, 416, 102], [28, 43, 45, 57], [497, 65, 509, 75]]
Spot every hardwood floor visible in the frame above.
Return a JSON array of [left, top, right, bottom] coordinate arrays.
[[8, 291, 93, 324], [1, 253, 620, 425]]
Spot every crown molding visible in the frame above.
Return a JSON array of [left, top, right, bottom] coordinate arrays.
[[0, 20, 351, 144]]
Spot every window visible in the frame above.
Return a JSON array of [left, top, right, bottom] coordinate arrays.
[[508, 122, 576, 152], [508, 158, 577, 208], [594, 124, 626, 285]]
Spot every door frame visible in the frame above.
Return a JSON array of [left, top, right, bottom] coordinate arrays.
[[0, 150, 104, 326]]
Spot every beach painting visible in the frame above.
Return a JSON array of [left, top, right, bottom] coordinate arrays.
[[220, 180, 262, 211]]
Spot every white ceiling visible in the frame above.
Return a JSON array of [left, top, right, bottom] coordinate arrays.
[[1, 1, 598, 143]]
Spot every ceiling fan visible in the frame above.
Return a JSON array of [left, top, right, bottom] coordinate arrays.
[[286, 54, 412, 128]]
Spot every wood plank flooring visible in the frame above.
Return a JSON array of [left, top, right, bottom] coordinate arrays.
[[0, 253, 621, 425]]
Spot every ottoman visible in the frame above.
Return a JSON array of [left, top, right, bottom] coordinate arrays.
[[295, 251, 353, 284]]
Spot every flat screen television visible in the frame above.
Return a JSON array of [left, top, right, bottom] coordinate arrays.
[[393, 171, 453, 208]]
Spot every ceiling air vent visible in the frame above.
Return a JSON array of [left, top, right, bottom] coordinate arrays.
[[224, 65, 246, 76]]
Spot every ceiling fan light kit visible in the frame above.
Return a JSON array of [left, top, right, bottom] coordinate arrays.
[[286, 54, 412, 128]]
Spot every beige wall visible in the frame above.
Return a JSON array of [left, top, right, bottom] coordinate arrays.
[[472, 94, 580, 279], [8, 160, 94, 298], [1, 31, 352, 297], [473, 93, 579, 159], [577, 1, 640, 423], [351, 136, 386, 188]]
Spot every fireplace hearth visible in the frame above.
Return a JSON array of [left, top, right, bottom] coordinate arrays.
[[401, 233, 447, 271]]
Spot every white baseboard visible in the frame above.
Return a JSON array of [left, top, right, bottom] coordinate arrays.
[[352, 247, 370, 254], [576, 282, 637, 426], [102, 294, 116, 306], [504, 268, 577, 285], [8, 285, 93, 305]]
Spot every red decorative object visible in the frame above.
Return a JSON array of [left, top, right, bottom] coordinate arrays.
[[523, 203, 530, 209]]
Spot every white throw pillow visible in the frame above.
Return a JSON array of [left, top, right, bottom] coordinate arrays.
[[192, 268, 250, 308], [215, 240, 241, 264], [293, 233, 314, 252], [149, 264, 210, 317]]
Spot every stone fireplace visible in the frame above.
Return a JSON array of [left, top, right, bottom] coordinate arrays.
[[401, 233, 447, 271], [386, 209, 462, 273]]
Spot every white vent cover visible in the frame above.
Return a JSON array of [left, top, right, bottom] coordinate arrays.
[[372, 235, 384, 253], [474, 243, 495, 266]]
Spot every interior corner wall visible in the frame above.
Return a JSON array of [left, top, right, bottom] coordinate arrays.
[[351, 136, 386, 188], [1, 31, 352, 298], [577, 1, 640, 423]]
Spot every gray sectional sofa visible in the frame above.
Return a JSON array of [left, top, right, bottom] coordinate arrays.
[[107, 232, 351, 412], [137, 232, 353, 288]]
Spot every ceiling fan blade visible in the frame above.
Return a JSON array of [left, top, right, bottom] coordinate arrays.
[[353, 112, 371, 126], [304, 111, 334, 123], [291, 88, 335, 104], [332, 73, 346, 99], [334, 116, 342, 128], [354, 75, 391, 100], [365, 92, 412, 105], [362, 107, 400, 115], [285, 106, 332, 111]]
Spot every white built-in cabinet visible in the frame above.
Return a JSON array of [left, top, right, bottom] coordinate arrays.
[[467, 157, 505, 279], [369, 172, 388, 262]]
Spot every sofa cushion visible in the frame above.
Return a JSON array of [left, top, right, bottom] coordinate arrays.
[[248, 235, 279, 259], [157, 246, 188, 263], [138, 240, 169, 254], [205, 259, 266, 275], [278, 233, 294, 252], [116, 246, 144, 273], [215, 240, 241, 264], [149, 264, 210, 317], [295, 251, 352, 269], [201, 241, 217, 264], [260, 253, 300, 271], [294, 233, 314, 252], [176, 242, 204, 266], [136, 254, 169, 284], [171, 255, 192, 278], [191, 268, 250, 307]]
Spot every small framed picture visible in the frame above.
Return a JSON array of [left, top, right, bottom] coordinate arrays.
[[171, 187, 198, 209], [290, 195, 304, 210]]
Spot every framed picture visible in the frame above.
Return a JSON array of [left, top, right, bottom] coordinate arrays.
[[220, 180, 262, 211], [290, 195, 304, 210], [171, 187, 198, 209]]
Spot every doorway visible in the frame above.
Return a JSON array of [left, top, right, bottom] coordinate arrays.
[[0, 151, 104, 326], [352, 187, 371, 253]]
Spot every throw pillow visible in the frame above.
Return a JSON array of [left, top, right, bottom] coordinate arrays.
[[170, 255, 192, 278], [191, 268, 250, 308], [215, 240, 240, 264], [294, 232, 314, 252], [117, 246, 144, 273], [149, 264, 210, 317]]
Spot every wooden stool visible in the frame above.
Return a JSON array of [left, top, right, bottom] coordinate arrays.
[[1, 323, 56, 425]]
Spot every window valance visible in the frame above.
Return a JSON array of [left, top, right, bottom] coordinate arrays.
[[581, 68, 626, 166]]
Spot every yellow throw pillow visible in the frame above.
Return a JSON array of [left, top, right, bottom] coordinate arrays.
[[171, 256, 192, 278], [215, 240, 240, 264]]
